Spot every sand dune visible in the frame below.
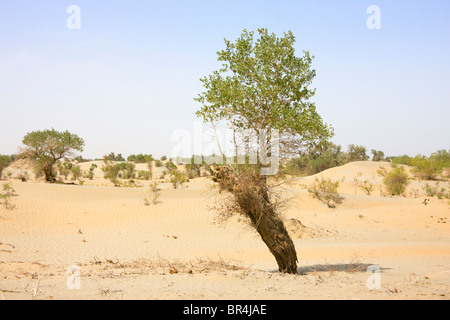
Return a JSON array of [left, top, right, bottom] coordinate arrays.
[[0, 161, 449, 300]]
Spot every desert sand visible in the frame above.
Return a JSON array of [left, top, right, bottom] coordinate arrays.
[[0, 161, 449, 300]]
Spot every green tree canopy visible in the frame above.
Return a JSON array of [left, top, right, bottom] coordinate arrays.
[[195, 28, 333, 158], [22, 129, 85, 182]]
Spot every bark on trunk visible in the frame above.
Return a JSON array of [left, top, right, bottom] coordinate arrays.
[[236, 180, 298, 274], [43, 164, 56, 183]]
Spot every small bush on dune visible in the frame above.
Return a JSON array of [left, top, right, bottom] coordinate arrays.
[[144, 182, 161, 205], [170, 169, 187, 189], [1, 182, 16, 210], [354, 172, 373, 195], [382, 165, 410, 196], [58, 161, 72, 180], [155, 160, 163, 167], [308, 177, 344, 208], [138, 170, 152, 180], [165, 160, 177, 171], [423, 182, 450, 199], [71, 165, 81, 181], [411, 155, 440, 180]]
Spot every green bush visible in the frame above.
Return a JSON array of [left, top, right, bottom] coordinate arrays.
[[383, 165, 410, 196], [71, 165, 81, 181], [391, 155, 412, 166], [165, 160, 177, 171], [1, 182, 15, 209], [423, 182, 450, 199], [411, 155, 440, 180], [138, 170, 152, 180], [127, 154, 154, 163], [170, 169, 187, 189]]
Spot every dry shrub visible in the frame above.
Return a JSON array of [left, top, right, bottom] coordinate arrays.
[[308, 177, 343, 208]]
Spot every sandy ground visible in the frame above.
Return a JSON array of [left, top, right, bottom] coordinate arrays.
[[0, 161, 449, 300]]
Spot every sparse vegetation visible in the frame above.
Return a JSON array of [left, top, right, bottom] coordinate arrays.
[[165, 159, 177, 172], [380, 165, 410, 196], [308, 177, 344, 208], [144, 182, 161, 205], [423, 182, 450, 199], [170, 170, 187, 189], [70, 165, 81, 181], [1, 182, 16, 210], [137, 170, 152, 180], [354, 172, 374, 195]]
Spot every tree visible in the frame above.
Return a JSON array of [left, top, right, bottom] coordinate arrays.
[[348, 144, 369, 162], [371, 149, 385, 162], [195, 29, 333, 274], [22, 129, 85, 182]]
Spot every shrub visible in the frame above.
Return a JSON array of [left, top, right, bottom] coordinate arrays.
[[138, 170, 152, 180], [383, 165, 409, 196], [423, 182, 450, 199], [58, 162, 72, 180], [170, 169, 187, 189], [102, 161, 121, 186], [1, 182, 16, 210], [71, 165, 81, 181], [145, 182, 161, 205], [127, 154, 154, 163], [354, 172, 373, 195], [155, 160, 163, 167], [391, 155, 412, 166], [411, 155, 440, 180], [308, 177, 344, 208], [165, 160, 177, 171], [86, 171, 94, 180]]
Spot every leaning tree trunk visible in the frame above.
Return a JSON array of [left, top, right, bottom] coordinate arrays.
[[235, 175, 298, 274], [214, 166, 298, 274]]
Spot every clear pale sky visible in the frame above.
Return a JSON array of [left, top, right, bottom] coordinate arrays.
[[0, 0, 449, 159]]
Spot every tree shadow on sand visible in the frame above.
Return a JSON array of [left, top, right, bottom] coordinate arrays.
[[297, 263, 391, 275]]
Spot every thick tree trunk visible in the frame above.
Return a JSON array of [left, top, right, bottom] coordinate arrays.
[[236, 180, 298, 274], [254, 209, 298, 273], [214, 166, 298, 274], [43, 164, 56, 183]]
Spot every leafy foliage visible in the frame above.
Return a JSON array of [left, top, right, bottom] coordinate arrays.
[[22, 129, 84, 182], [195, 28, 333, 159], [382, 165, 410, 196]]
